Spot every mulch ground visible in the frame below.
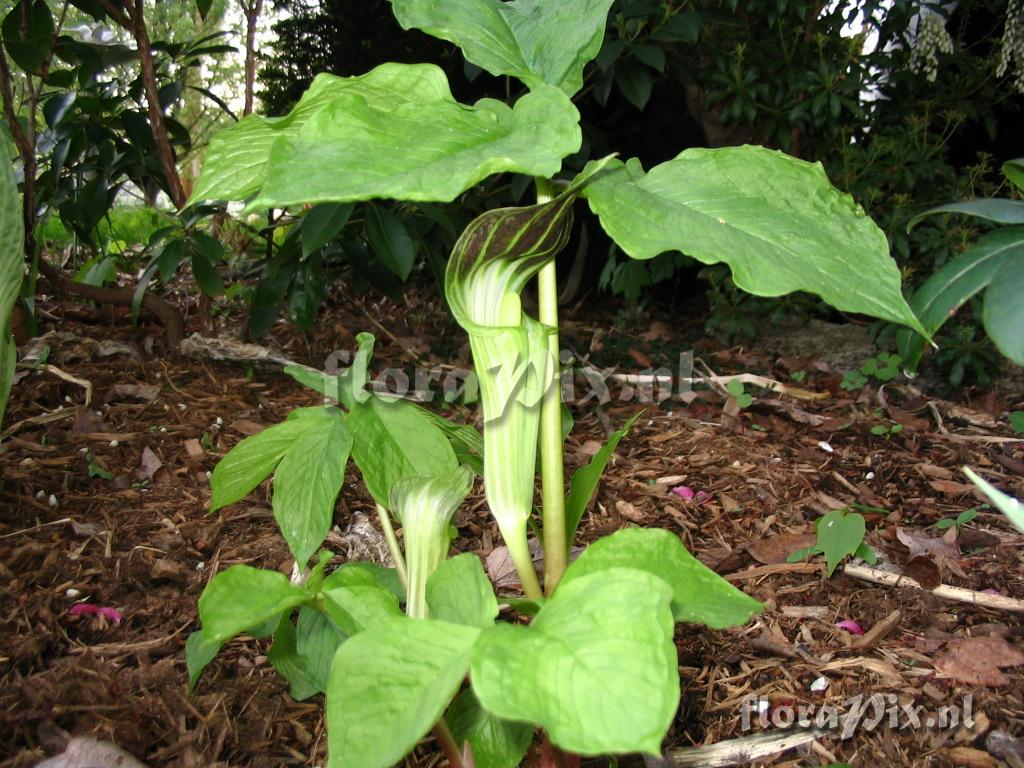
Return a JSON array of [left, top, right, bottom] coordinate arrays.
[[2, 285, 1023, 768]]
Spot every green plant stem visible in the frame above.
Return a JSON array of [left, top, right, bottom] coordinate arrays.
[[432, 718, 465, 768], [375, 503, 408, 589], [507, 525, 543, 600], [535, 177, 567, 595]]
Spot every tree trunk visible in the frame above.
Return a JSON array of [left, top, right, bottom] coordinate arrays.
[[243, 0, 264, 116]]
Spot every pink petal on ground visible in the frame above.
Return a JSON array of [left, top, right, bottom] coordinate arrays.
[[671, 486, 695, 501], [835, 619, 864, 635], [69, 603, 122, 623], [694, 491, 713, 504]]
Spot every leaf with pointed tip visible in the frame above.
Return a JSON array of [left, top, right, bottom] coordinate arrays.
[[191, 63, 580, 209], [470, 568, 677, 755], [209, 407, 339, 512], [326, 618, 481, 768], [565, 413, 639, 543], [896, 228, 1024, 371], [198, 565, 311, 643], [908, 198, 1024, 229], [580, 147, 926, 335], [983, 255, 1024, 365], [558, 527, 762, 627], [388, 0, 616, 96], [1004, 159, 1024, 194], [0, 142, 23, 428], [272, 413, 352, 565]]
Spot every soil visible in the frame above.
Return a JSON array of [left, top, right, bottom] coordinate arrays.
[[2, 285, 1023, 768]]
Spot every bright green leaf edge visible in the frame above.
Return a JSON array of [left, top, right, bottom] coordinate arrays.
[[580, 147, 926, 335]]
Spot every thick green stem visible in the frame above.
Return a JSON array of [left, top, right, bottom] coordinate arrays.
[[535, 178, 567, 595], [375, 504, 408, 589], [506, 524, 543, 600]]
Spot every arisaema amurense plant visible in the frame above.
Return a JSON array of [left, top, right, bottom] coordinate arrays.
[[185, 2, 928, 766]]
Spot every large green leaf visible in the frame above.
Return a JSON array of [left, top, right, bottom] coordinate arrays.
[[190, 63, 581, 209], [580, 147, 925, 334], [267, 615, 322, 701], [321, 583, 403, 635], [209, 407, 339, 512], [983, 255, 1024, 365], [565, 413, 639, 544], [896, 228, 1024, 370], [471, 568, 678, 755], [296, 606, 346, 691], [326, 617, 481, 768], [426, 553, 498, 628], [446, 688, 534, 768], [348, 395, 459, 509], [388, 0, 615, 97], [908, 198, 1024, 229], [558, 527, 762, 627], [272, 413, 352, 565], [197, 564, 311, 642], [0, 148, 22, 429]]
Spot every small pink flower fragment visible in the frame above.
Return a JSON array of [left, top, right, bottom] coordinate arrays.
[[835, 619, 864, 635], [69, 603, 122, 624], [671, 486, 713, 504]]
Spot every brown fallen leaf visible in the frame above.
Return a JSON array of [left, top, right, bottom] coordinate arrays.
[[903, 555, 941, 589], [957, 528, 1002, 551], [934, 635, 1024, 687], [917, 463, 954, 480], [486, 539, 542, 590], [135, 446, 163, 481], [747, 533, 817, 565], [929, 479, 980, 497], [183, 439, 205, 459], [615, 499, 648, 522], [108, 383, 161, 403], [943, 747, 999, 768], [895, 527, 960, 559], [719, 493, 742, 514], [231, 419, 266, 436]]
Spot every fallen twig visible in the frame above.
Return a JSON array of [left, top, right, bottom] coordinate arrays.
[[844, 564, 1024, 612], [670, 728, 831, 766], [0, 517, 73, 540]]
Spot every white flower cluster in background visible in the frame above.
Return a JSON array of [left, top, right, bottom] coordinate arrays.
[[910, 12, 954, 82], [998, 0, 1024, 93]]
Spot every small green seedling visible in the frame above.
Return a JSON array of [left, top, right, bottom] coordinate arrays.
[[85, 452, 112, 480], [842, 352, 903, 391], [1011, 410, 1024, 434], [789, 370, 807, 383], [840, 370, 868, 391], [934, 508, 979, 533], [787, 508, 877, 577], [870, 423, 904, 437], [726, 379, 753, 408]]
